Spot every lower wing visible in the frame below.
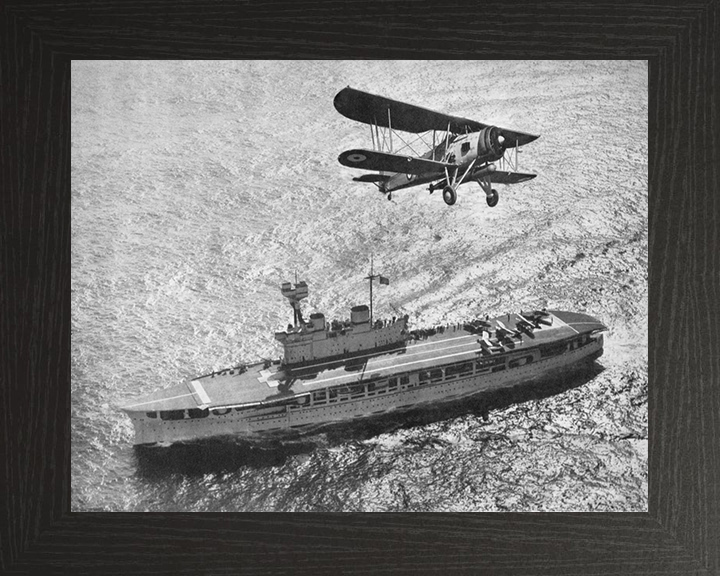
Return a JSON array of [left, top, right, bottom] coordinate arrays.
[[486, 171, 537, 185], [338, 149, 451, 175], [352, 174, 391, 183], [429, 169, 537, 190]]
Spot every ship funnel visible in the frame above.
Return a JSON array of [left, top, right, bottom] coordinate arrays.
[[351, 305, 370, 324], [309, 312, 325, 331]]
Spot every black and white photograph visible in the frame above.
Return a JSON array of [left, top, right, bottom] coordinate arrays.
[[72, 60, 648, 512]]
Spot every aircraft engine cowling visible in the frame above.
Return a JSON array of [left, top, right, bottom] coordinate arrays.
[[477, 126, 505, 161]]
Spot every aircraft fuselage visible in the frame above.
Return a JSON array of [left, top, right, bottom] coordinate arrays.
[[383, 126, 506, 193]]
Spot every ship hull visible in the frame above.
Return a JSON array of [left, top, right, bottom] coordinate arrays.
[[127, 334, 603, 446]]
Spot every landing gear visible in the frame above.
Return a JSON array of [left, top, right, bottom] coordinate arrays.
[[387, 192, 392, 201], [477, 178, 499, 208], [486, 188, 499, 207], [442, 185, 457, 206]]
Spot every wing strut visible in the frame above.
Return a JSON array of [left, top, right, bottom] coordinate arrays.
[[441, 159, 477, 190], [456, 159, 477, 188], [498, 138, 522, 172], [387, 108, 393, 152]]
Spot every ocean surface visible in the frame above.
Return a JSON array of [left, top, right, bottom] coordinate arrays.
[[71, 60, 648, 512]]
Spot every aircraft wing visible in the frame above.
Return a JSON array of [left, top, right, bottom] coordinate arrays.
[[496, 129, 540, 148], [487, 171, 537, 185], [352, 174, 391, 183], [338, 149, 451, 175], [334, 87, 539, 146]]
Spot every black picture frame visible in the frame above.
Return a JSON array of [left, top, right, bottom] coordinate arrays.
[[2, 1, 718, 574]]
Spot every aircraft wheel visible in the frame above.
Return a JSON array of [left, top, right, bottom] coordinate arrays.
[[442, 186, 457, 206], [486, 188, 499, 207], [387, 192, 392, 201]]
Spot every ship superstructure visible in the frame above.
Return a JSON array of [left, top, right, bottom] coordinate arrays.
[[273, 280, 407, 367], [121, 273, 607, 446]]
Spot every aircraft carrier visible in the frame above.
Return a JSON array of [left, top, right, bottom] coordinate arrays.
[[121, 274, 607, 446]]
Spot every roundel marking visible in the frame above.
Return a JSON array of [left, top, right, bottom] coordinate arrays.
[[347, 153, 367, 163]]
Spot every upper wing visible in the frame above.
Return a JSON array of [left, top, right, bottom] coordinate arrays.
[[334, 87, 539, 147], [338, 149, 451, 175], [487, 171, 537, 185], [334, 87, 484, 134], [495, 129, 540, 149]]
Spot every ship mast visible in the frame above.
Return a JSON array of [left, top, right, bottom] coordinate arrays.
[[368, 255, 374, 325], [281, 276, 308, 328], [364, 254, 389, 326]]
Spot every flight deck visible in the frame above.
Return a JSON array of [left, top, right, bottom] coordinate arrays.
[[121, 311, 601, 414]]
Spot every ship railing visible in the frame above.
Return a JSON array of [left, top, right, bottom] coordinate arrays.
[[210, 393, 312, 413], [194, 364, 248, 380]]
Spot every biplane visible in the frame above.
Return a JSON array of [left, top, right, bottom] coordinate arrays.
[[334, 87, 540, 207]]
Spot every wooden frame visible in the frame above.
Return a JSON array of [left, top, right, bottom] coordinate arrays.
[[1, 1, 718, 574]]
